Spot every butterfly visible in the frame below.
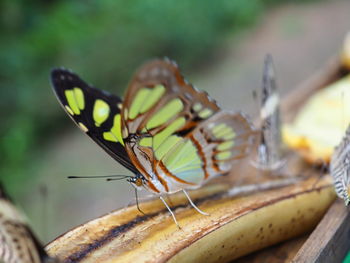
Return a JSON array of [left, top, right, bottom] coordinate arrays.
[[253, 55, 285, 172], [330, 123, 350, 206], [0, 184, 59, 263], [51, 58, 257, 225]]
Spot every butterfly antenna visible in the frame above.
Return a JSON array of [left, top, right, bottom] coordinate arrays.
[[159, 196, 181, 229], [106, 176, 130, 181], [68, 175, 132, 179]]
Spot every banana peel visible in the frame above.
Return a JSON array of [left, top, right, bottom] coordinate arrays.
[[46, 176, 335, 263]]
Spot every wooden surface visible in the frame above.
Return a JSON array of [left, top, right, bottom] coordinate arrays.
[[292, 199, 350, 263]]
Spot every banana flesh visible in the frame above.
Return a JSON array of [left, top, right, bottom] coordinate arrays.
[[46, 176, 335, 263], [282, 73, 350, 164]]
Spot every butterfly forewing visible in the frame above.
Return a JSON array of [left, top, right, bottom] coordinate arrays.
[[0, 186, 55, 263], [51, 69, 138, 174], [122, 59, 220, 136], [256, 55, 284, 171]]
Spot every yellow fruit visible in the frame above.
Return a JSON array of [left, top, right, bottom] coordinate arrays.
[[46, 176, 335, 263], [283, 74, 350, 163]]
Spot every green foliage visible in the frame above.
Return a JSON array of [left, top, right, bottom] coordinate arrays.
[[0, 0, 303, 186]]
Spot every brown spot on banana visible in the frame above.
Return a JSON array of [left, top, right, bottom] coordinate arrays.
[[46, 177, 336, 263]]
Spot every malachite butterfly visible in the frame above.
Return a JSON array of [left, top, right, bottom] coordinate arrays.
[[51, 58, 257, 224], [0, 184, 60, 263]]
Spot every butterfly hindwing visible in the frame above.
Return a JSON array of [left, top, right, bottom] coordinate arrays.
[[190, 111, 257, 175], [51, 69, 138, 174], [157, 111, 256, 190]]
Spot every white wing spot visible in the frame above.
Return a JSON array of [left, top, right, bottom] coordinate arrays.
[[78, 122, 89, 132]]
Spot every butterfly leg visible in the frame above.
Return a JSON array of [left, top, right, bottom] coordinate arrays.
[[135, 188, 146, 216], [159, 195, 181, 229], [182, 189, 209, 216]]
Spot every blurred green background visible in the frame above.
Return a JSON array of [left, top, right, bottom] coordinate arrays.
[[1, 0, 350, 249], [1, 0, 266, 192]]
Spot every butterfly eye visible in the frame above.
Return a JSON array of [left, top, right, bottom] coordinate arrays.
[[135, 178, 143, 187]]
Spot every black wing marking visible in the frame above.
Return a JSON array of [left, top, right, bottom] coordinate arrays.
[[50, 68, 138, 174]]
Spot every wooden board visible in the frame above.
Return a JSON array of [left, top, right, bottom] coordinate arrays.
[[292, 199, 350, 263]]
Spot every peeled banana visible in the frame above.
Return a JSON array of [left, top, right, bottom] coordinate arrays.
[[46, 176, 335, 263], [282, 73, 350, 164]]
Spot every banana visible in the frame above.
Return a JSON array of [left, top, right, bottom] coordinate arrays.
[[282, 73, 350, 164], [46, 176, 335, 263]]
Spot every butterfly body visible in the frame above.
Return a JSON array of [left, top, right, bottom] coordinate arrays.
[[51, 58, 256, 198]]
